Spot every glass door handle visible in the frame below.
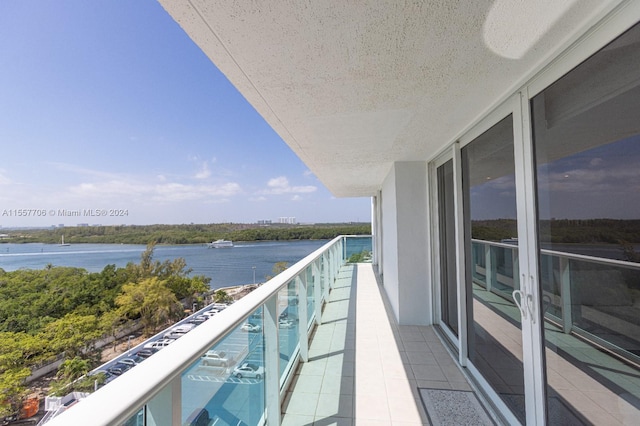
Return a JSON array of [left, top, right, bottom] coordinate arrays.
[[513, 285, 527, 320], [527, 275, 536, 324]]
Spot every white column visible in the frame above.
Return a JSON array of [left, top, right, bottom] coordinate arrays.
[[263, 295, 280, 425], [380, 161, 430, 325]]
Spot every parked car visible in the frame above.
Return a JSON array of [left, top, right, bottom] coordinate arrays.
[[164, 330, 188, 340], [232, 363, 264, 379], [241, 322, 261, 332], [143, 338, 175, 349], [189, 316, 207, 325], [163, 324, 195, 339], [133, 348, 158, 359], [211, 303, 228, 310], [201, 350, 229, 367], [88, 369, 115, 386], [108, 363, 133, 376], [279, 319, 295, 329], [118, 356, 142, 367]]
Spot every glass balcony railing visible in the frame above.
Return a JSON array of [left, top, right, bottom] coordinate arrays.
[[46, 235, 371, 426], [344, 235, 372, 263]]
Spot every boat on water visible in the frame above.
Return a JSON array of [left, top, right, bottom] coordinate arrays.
[[60, 235, 70, 247], [207, 239, 233, 248]]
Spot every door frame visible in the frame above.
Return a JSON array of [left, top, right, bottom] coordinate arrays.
[[430, 149, 459, 347], [456, 94, 537, 426]]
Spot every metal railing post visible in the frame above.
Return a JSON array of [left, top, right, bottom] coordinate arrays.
[[485, 243, 494, 292], [323, 253, 330, 300], [264, 295, 280, 425], [296, 275, 308, 363], [512, 248, 519, 293], [560, 257, 572, 334], [313, 260, 322, 325], [146, 376, 181, 426]]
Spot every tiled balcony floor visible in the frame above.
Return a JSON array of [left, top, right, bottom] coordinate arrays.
[[281, 263, 489, 426]]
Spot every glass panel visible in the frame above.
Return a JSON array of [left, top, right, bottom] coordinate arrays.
[[181, 306, 265, 425], [278, 280, 300, 378], [532, 21, 640, 424], [122, 408, 144, 426], [345, 236, 372, 263], [437, 159, 458, 336], [462, 115, 525, 422], [306, 266, 315, 326]]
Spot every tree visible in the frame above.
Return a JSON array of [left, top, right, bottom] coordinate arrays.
[[116, 277, 183, 335], [0, 367, 30, 418], [42, 313, 102, 359], [99, 310, 131, 351], [265, 261, 289, 281], [0, 332, 49, 371], [213, 290, 233, 304], [50, 357, 91, 396], [347, 250, 371, 263]]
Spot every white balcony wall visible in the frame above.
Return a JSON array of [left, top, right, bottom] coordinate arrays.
[[381, 161, 431, 325]]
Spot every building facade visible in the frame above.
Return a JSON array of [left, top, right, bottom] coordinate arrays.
[[138, 1, 640, 424]]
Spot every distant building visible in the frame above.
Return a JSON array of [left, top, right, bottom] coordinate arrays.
[[257, 220, 272, 225], [278, 217, 296, 224]]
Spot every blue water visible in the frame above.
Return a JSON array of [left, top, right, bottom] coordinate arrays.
[[0, 240, 329, 290]]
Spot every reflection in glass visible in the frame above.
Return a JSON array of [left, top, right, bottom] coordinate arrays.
[[462, 115, 525, 422], [180, 307, 265, 425], [278, 280, 300, 378], [532, 21, 640, 424]]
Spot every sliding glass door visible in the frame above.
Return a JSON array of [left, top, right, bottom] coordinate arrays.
[[461, 114, 527, 423], [531, 21, 640, 425], [431, 12, 640, 424]]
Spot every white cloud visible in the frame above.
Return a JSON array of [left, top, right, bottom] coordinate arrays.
[[291, 195, 302, 201], [262, 176, 317, 195], [0, 170, 11, 185], [64, 177, 242, 205], [194, 162, 211, 179]]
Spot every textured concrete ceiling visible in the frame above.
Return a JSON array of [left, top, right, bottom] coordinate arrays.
[[158, 0, 615, 197]]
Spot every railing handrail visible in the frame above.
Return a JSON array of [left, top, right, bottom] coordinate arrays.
[[46, 236, 345, 426], [471, 238, 640, 270]]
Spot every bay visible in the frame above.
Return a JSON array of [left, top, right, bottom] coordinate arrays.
[[0, 240, 329, 290]]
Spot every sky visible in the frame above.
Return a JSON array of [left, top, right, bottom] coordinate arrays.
[[0, 0, 371, 228]]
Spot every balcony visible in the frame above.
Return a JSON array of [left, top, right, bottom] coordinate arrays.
[[46, 236, 487, 426]]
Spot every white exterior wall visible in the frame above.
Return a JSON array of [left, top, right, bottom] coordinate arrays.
[[381, 165, 399, 314], [380, 161, 431, 325]]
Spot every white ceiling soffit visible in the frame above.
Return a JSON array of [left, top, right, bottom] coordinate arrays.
[[158, 0, 615, 197]]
